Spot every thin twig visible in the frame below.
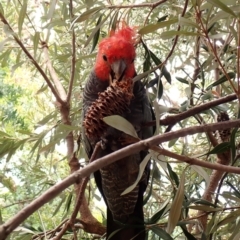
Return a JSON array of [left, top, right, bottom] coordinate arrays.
[[163, 0, 189, 64]]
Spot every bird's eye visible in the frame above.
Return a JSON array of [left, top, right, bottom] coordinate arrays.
[[103, 55, 107, 61], [131, 59, 135, 63]]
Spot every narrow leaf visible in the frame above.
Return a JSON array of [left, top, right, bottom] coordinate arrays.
[[176, 77, 189, 85], [166, 170, 185, 234], [46, 0, 57, 19], [90, 15, 103, 52], [139, 19, 178, 35], [153, 100, 160, 134], [74, 7, 104, 23], [189, 205, 222, 212], [160, 30, 199, 39], [111, 10, 119, 31], [181, 226, 197, 240], [179, 16, 199, 28], [18, 0, 27, 35], [148, 198, 170, 224], [33, 32, 40, 58], [0, 2, 4, 14], [207, 0, 236, 17], [150, 226, 173, 240], [121, 153, 151, 195], [103, 115, 138, 138], [84, 12, 110, 49], [230, 127, 238, 162], [191, 165, 210, 189], [207, 142, 231, 155], [206, 72, 235, 90], [0, 38, 10, 52]]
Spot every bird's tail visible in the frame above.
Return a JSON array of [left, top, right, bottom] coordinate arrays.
[[106, 203, 146, 240]]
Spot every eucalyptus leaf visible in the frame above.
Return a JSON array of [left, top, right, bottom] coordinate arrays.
[[139, 19, 178, 35], [207, 0, 236, 17], [103, 115, 138, 138], [18, 0, 27, 35], [74, 6, 104, 23], [121, 153, 151, 195], [166, 170, 185, 234]]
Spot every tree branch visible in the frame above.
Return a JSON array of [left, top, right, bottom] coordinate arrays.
[[1, 119, 240, 239], [143, 93, 237, 127]]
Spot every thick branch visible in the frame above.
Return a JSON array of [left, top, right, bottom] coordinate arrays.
[[1, 119, 240, 239]]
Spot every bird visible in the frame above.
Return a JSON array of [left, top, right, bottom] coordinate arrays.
[[82, 24, 154, 240]]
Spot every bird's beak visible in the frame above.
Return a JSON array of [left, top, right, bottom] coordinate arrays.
[[110, 59, 126, 81]]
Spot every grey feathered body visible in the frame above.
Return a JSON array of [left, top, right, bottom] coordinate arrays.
[[82, 70, 153, 238]]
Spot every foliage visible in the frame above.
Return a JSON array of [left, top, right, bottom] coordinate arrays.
[[1, 0, 240, 239]]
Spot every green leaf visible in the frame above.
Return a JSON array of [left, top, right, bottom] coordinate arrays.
[[160, 30, 199, 39], [46, 0, 57, 19], [139, 19, 178, 35], [157, 78, 163, 99], [103, 115, 138, 138], [18, 0, 28, 35], [191, 165, 210, 189], [230, 127, 238, 162], [214, 209, 240, 229], [0, 2, 4, 14], [179, 16, 199, 28], [63, 192, 73, 215], [226, 181, 240, 198], [181, 226, 197, 240], [90, 14, 103, 52], [52, 194, 66, 217], [0, 38, 10, 52], [167, 163, 179, 186], [176, 77, 189, 85], [166, 170, 185, 234], [147, 199, 169, 224], [33, 32, 40, 58], [110, 10, 119, 31], [189, 205, 222, 212], [84, 11, 110, 49], [207, 142, 231, 155], [121, 153, 151, 195], [153, 100, 160, 134], [206, 72, 235, 90], [35, 112, 57, 127], [74, 7, 104, 23], [150, 226, 173, 240], [206, 0, 237, 17]]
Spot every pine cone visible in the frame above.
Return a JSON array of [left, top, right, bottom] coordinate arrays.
[[217, 112, 231, 142], [83, 78, 133, 140]]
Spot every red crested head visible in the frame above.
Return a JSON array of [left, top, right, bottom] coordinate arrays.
[[94, 25, 136, 81]]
